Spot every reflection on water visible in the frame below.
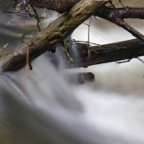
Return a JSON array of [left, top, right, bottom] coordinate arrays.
[[1, 1, 144, 144]]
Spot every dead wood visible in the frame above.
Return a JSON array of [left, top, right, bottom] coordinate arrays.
[[48, 39, 144, 68], [0, 0, 106, 72], [95, 5, 144, 42], [29, 0, 81, 13], [28, 0, 144, 42], [1, 1, 144, 72], [73, 39, 144, 67]]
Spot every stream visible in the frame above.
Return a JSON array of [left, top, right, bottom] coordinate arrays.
[[1, 0, 144, 144]]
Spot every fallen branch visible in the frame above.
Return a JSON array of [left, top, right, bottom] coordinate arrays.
[[95, 6, 144, 42], [29, 0, 144, 42], [46, 39, 144, 67], [72, 39, 144, 67], [0, 0, 106, 72], [29, 0, 81, 13], [99, 6, 144, 19], [2, 1, 144, 72]]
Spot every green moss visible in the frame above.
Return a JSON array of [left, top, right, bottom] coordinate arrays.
[[39, 19, 45, 25]]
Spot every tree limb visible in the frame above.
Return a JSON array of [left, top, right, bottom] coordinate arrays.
[[29, 0, 81, 13], [47, 39, 144, 68], [102, 6, 144, 19], [28, 0, 144, 44], [95, 5, 144, 42], [1, 1, 144, 72], [0, 0, 107, 72], [72, 39, 144, 67]]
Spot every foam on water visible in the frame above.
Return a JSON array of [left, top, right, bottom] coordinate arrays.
[[1, 53, 144, 144]]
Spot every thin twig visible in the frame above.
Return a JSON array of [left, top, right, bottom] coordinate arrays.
[[31, 5, 41, 31], [137, 57, 144, 64], [21, 36, 33, 89], [119, 0, 125, 7], [0, 43, 8, 53], [117, 59, 131, 64]]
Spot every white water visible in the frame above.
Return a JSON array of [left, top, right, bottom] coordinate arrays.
[[1, 54, 144, 144]]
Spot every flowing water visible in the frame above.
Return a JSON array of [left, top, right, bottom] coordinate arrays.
[[1, 0, 144, 144]]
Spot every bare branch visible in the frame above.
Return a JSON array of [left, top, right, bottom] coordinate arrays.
[[0, 0, 107, 72], [72, 39, 144, 68], [96, 5, 144, 42]]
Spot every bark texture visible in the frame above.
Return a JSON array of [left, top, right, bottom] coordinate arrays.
[[29, 0, 81, 13], [0, 0, 106, 72], [47, 39, 144, 68], [73, 39, 144, 67]]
